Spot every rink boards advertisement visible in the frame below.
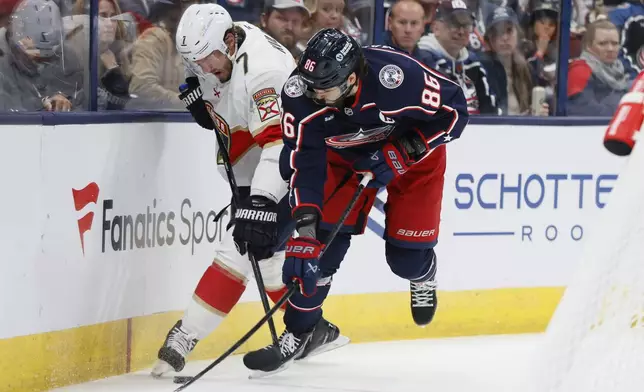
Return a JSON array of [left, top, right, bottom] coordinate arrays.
[[0, 122, 627, 391]]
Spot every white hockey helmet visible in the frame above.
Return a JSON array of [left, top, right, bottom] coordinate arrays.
[[175, 3, 234, 64]]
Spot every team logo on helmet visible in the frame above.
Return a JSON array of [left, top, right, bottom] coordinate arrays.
[[284, 75, 306, 98], [335, 40, 353, 62], [379, 65, 404, 89]]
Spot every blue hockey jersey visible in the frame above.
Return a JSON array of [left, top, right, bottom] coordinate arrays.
[[609, 2, 644, 77], [279, 45, 470, 217]]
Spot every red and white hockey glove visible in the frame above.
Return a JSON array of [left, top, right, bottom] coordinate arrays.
[[282, 237, 322, 297], [353, 129, 428, 188]]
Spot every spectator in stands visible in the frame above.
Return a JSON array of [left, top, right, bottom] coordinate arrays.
[[260, 0, 310, 59], [343, 0, 367, 43], [0, 0, 85, 111], [64, 0, 133, 109], [127, 0, 196, 109], [310, 0, 344, 32], [567, 19, 630, 116], [300, 0, 363, 42], [479, 5, 548, 115], [464, 0, 492, 53], [608, 0, 644, 77], [418, 0, 498, 115], [384, 0, 433, 65], [347, 0, 373, 42], [522, 0, 558, 89]]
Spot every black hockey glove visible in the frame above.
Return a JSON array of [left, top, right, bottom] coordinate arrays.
[[232, 196, 279, 260], [353, 129, 428, 188], [179, 77, 216, 131]]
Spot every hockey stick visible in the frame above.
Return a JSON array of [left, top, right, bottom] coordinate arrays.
[[211, 128, 279, 346], [173, 172, 374, 391]]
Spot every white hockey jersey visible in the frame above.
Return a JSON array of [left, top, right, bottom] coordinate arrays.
[[198, 22, 296, 203]]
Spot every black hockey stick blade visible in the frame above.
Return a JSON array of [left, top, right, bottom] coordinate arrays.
[[173, 283, 298, 392], [173, 172, 372, 391]]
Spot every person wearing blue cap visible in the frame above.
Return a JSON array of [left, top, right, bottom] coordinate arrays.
[[478, 5, 547, 115]]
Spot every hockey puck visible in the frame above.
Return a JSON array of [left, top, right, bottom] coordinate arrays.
[[173, 376, 193, 384]]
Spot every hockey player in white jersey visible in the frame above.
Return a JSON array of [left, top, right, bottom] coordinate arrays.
[[151, 4, 345, 377]]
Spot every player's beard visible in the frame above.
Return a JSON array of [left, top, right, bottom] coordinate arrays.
[[213, 59, 234, 83], [217, 65, 233, 83]]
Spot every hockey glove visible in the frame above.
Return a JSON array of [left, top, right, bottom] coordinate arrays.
[[353, 129, 429, 188], [282, 237, 322, 297], [179, 77, 216, 131], [232, 196, 279, 260]]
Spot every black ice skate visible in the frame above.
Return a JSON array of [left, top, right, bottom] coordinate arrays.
[[410, 255, 438, 326], [243, 328, 313, 378], [298, 317, 350, 360], [150, 320, 199, 378]]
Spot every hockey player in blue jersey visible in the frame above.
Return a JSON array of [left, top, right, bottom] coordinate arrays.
[[242, 28, 469, 375]]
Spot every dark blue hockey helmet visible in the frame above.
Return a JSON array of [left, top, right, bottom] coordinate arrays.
[[297, 28, 364, 92]]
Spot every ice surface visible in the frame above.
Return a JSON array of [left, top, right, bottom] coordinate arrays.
[[52, 334, 541, 392]]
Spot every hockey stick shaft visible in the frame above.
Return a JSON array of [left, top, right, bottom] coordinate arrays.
[[174, 173, 373, 391], [211, 130, 279, 345]]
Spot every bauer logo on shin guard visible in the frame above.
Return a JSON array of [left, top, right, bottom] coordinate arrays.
[[235, 208, 278, 223]]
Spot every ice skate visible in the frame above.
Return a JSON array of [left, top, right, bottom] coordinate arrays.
[[151, 320, 199, 378], [297, 317, 350, 360], [243, 328, 313, 378], [410, 256, 438, 326]]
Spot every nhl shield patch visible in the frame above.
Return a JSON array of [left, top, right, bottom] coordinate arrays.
[[253, 88, 281, 122]]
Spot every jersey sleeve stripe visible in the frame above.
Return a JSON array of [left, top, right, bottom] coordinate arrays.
[[426, 105, 460, 149], [381, 106, 437, 116], [367, 47, 459, 88], [253, 123, 282, 148], [289, 106, 333, 215]]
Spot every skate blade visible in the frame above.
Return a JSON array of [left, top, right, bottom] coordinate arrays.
[[150, 360, 174, 378], [248, 358, 295, 379], [296, 335, 350, 362]]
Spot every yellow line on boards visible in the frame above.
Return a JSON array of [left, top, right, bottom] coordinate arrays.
[[0, 287, 564, 391]]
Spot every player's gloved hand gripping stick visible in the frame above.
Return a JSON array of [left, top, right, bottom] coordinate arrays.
[[173, 172, 374, 391], [179, 77, 217, 131], [179, 78, 280, 346]]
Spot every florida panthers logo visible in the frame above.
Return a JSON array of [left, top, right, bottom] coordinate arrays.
[[205, 102, 231, 164]]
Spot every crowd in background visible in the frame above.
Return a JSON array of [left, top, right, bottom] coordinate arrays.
[[0, 0, 640, 116]]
